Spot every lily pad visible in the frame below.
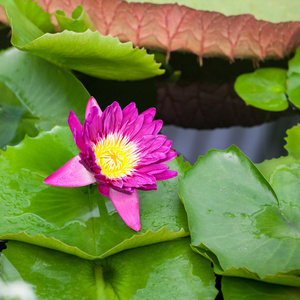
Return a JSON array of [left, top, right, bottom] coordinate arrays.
[[286, 74, 300, 109], [127, 0, 300, 23], [0, 47, 89, 149], [0, 0, 163, 80], [288, 46, 300, 75], [0, 126, 189, 259], [285, 124, 300, 159], [55, 5, 95, 33], [222, 277, 300, 300], [257, 124, 300, 181], [234, 68, 288, 111], [0, 238, 217, 299], [178, 146, 300, 286]]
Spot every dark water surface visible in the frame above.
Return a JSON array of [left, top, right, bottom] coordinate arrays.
[[162, 114, 299, 164]]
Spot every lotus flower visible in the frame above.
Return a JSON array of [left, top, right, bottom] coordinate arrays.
[[44, 97, 177, 231]]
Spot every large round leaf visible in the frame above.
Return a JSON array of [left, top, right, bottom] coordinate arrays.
[[128, 0, 300, 22], [0, 0, 163, 80], [178, 146, 300, 286], [0, 47, 89, 148], [234, 68, 288, 111], [0, 126, 189, 259], [0, 238, 217, 299]]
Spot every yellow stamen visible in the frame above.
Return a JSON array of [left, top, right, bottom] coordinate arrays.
[[93, 133, 139, 179]]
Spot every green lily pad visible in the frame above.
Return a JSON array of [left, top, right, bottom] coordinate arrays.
[[55, 5, 95, 33], [287, 47, 300, 108], [234, 68, 288, 111], [286, 74, 300, 108], [0, 126, 189, 259], [0, 47, 89, 149], [285, 124, 300, 159], [288, 47, 300, 75], [178, 146, 300, 286], [0, 82, 39, 148], [0, 0, 163, 80], [257, 124, 300, 181], [0, 238, 217, 299], [222, 277, 300, 300]]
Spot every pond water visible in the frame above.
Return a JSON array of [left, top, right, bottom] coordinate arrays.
[[162, 114, 299, 164]]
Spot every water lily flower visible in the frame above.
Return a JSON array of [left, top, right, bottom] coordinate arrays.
[[44, 97, 177, 231]]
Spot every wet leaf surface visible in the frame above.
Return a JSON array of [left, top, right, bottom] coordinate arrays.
[[1, 238, 218, 299], [179, 146, 300, 286], [0, 126, 189, 259]]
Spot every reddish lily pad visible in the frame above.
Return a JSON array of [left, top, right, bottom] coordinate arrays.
[[128, 0, 300, 23], [2, 0, 300, 61], [0, 126, 189, 259]]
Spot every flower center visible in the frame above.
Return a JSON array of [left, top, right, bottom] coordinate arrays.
[[93, 133, 139, 179]]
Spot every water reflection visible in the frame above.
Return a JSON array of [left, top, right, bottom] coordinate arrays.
[[156, 80, 291, 129], [162, 114, 300, 164]]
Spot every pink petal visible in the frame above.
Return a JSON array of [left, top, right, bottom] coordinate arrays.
[[123, 114, 144, 138], [109, 188, 141, 232], [140, 107, 156, 123], [74, 129, 85, 152], [137, 164, 169, 175], [154, 170, 178, 181], [98, 184, 110, 197], [68, 111, 82, 135], [122, 102, 138, 126], [44, 155, 96, 187], [138, 183, 157, 191], [85, 97, 102, 119]]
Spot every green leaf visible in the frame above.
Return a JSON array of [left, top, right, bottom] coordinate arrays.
[[256, 124, 300, 181], [285, 124, 300, 159], [0, 0, 164, 80], [0, 126, 189, 259], [127, 0, 300, 23], [0, 47, 89, 149], [287, 48, 300, 108], [1, 0, 55, 34], [234, 68, 288, 111], [1, 238, 217, 299], [222, 277, 300, 300], [178, 146, 300, 286], [256, 156, 297, 182], [55, 6, 95, 32], [286, 73, 300, 108], [288, 47, 300, 75]]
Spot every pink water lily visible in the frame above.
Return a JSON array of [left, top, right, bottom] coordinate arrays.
[[44, 97, 177, 231]]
